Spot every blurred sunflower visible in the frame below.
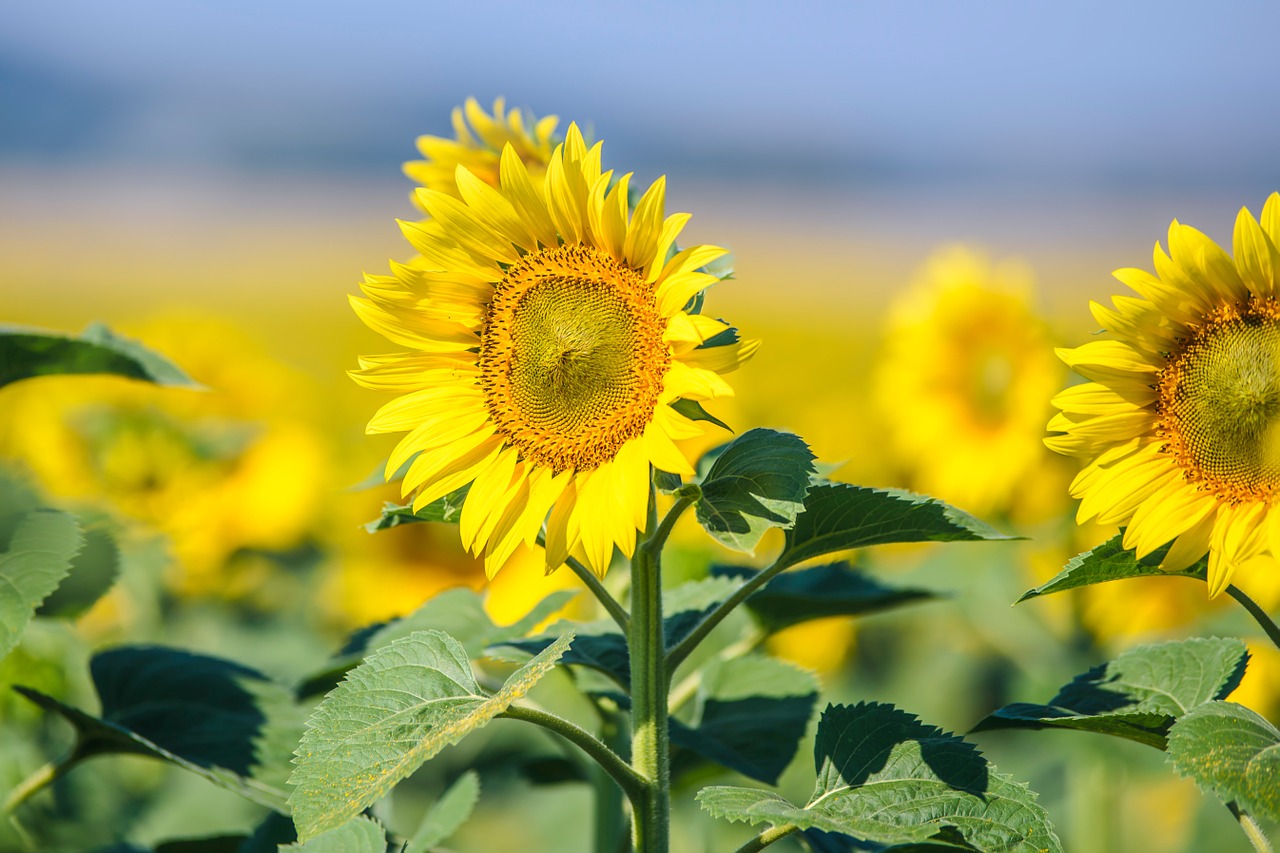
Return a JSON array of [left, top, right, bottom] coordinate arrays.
[[1048, 196, 1280, 597], [352, 125, 756, 577], [873, 245, 1065, 518], [403, 97, 559, 199]]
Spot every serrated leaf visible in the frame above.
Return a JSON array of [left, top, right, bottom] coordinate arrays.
[[1018, 533, 1206, 602], [1167, 701, 1280, 822], [36, 525, 120, 618], [698, 702, 1061, 852], [296, 587, 575, 697], [278, 815, 386, 853], [671, 654, 818, 785], [712, 562, 938, 633], [15, 646, 301, 812], [780, 484, 1012, 569], [973, 638, 1248, 749], [362, 485, 470, 532], [405, 770, 481, 853], [0, 510, 84, 660], [694, 429, 815, 553], [289, 630, 572, 840], [0, 322, 199, 388]]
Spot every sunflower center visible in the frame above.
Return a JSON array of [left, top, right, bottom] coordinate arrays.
[[1159, 300, 1280, 502], [479, 245, 669, 472]]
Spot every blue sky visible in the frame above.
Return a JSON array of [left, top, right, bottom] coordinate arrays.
[[3, 0, 1278, 189]]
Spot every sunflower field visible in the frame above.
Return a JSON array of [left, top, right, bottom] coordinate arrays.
[[3, 5, 1280, 852]]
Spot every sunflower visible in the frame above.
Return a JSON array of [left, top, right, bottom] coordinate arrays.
[[351, 125, 757, 577], [873, 245, 1065, 517], [1048, 194, 1280, 597], [403, 97, 558, 198]]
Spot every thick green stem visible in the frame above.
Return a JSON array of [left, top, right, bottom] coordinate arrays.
[[1226, 584, 1280, 652], [500, 705, 645, 803], [629, 485, 679, 852], [1229, 801, 1274, 853], [592, 705, 630, 853], [733, 824, 799, 853], [666, 557, 786, 672]]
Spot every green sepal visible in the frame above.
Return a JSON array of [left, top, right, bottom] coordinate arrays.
[[1166, 700, 1280, 822], [362, 485, 469, 532], [0, 322, 199, 388], [973, 637, 1248, 749], [670, 398, 731, 432]]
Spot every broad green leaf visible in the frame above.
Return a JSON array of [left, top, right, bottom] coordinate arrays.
[[279, 815, 386, 853], [712, 562, 938, 633], [0, 510, 83, 660], [698, 702, 1061, 852], [296, 587, 576, 697], [1167, 701, 1280, 822], [694, 429, 815, 553], [0, 322, 198, 388], [405, 770, 481, 853], [973, 638, 1247, 748], [36, 525, 120, 618], [671, 654, 819, 785], [15, 646, 302, 812], [290, 629, 572, 840], [780, 484, 1012, 569], [362, 485, 470, 532], [1018, 533, 1206, 602]]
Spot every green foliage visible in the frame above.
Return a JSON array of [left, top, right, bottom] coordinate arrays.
[[0, 322, 199, 388], [404, 770, 481, 853], [15, 646, 302, 812], [711, 562, 938, 633], [671, 654, 819, 785], [698, 702, 1061, 851], [279, 815, 386, 853], [670, 398, 731, 432], [778, 484, 1013, 569], [693, 429, 815, 553], [37, 525, 121, 618], [1018, 533, 1206, 601], [973, 638, 1248, 749], [1167, 701, 1280, 823], [362, 485, 470, 532], [0, 509, 84, 660], [296, 587, 576, 696], [289, 629, 573, 841]]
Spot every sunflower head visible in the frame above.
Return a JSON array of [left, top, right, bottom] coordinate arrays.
[[873, 245, 1064, 517], [353, 124, 757, 578], [403, 97, 559, 200], [1048, 193, 1280, 596]]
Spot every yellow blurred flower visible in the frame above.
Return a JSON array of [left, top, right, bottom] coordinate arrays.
[[766, 617, 856, 674], [403, 96, 559, 199], [873, 245, 1065, 519], [1048, 195, 1280, 597]]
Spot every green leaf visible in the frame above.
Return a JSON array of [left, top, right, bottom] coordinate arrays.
[[1167, 701, 1280, 822], [671, 398, 731, 432], [711, 562, 938, 633], [289, 629, 573, 841], [36, 525, 120, 618], [654, 470, 684, 494], [671, 654, 819, 785], [973, 638, 1248, 749], [404, 770, 481, 853], [698, 702, 1061, 852], [694, 429, 815, 553], [0, 322, 199, 388], [0, 510, 84, 660], [278, 815, 386, 853], [15, 646, 301, 813], [780, 484, 1014, 569], [362, 485, 470, 532], [1018, 533, 1206, 602], [296, 587, 575, 697]]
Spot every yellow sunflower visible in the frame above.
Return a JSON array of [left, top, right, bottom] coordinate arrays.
[[1048, 194, 1280, 597], [403, 97, 558, 198], [873, 245, 1065, 518], [351, 124, 757, 578]]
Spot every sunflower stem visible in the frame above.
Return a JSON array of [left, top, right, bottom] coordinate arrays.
[[666, 557, 786, 672], [732, 824, 799, 853], [1229, 801, 1274, 853], [1225, 584, 1280, 651], [567, 553, 631, 633], [500, 705, 645, 803], [629, 482, 671, 852], [3, 759, 66, 815]]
